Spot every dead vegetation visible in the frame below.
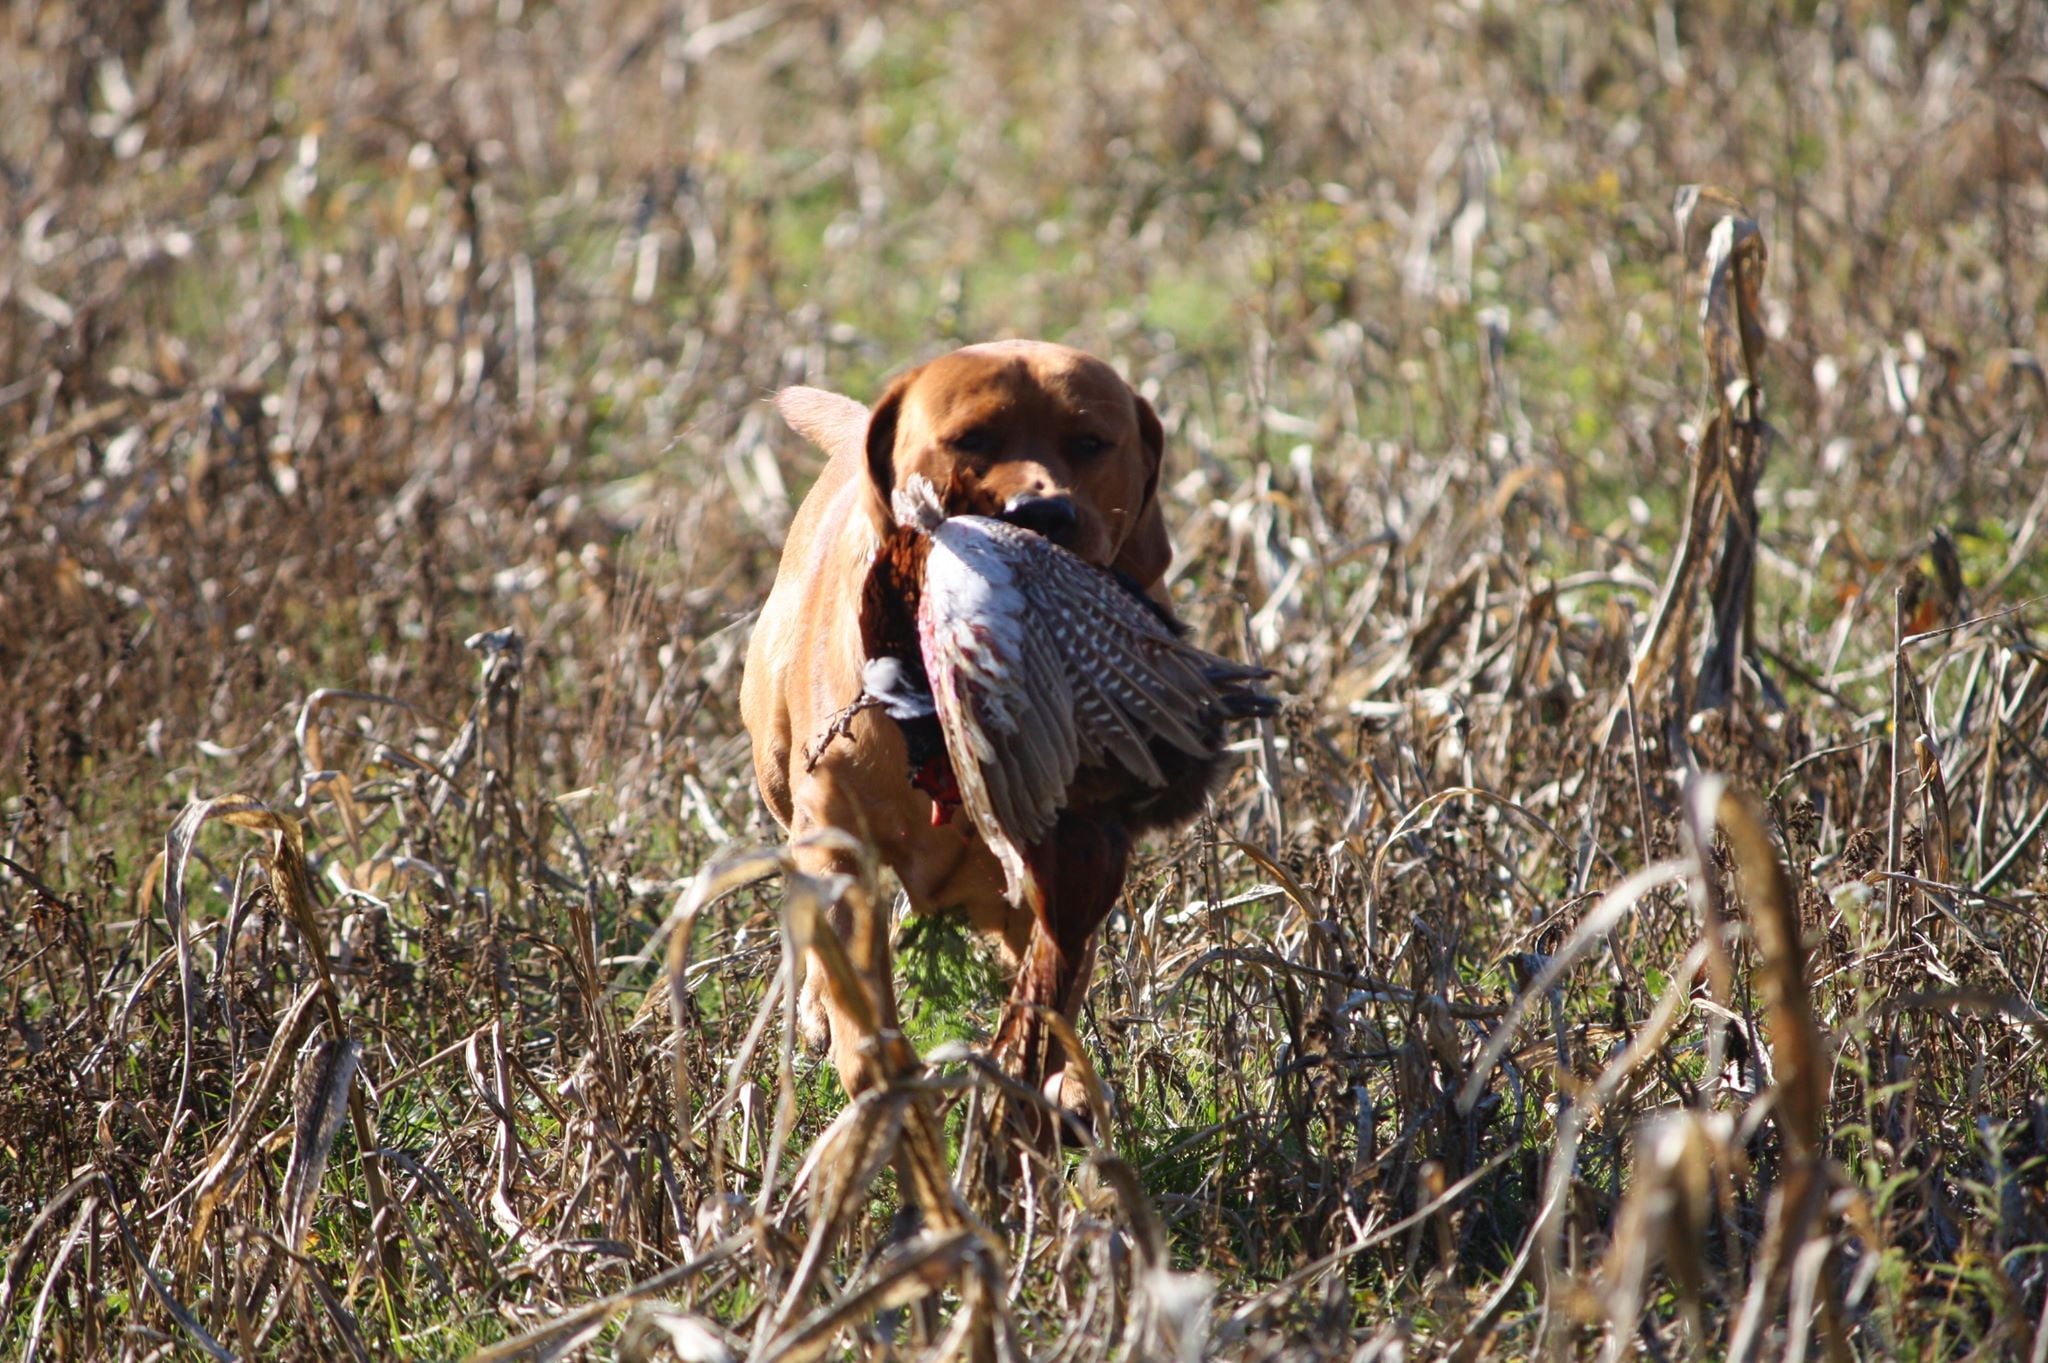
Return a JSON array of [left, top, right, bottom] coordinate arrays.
[[4, 1, 2048, 1359]]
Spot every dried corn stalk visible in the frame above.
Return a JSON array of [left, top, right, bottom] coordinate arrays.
[[1628, 186, 1778, 740]]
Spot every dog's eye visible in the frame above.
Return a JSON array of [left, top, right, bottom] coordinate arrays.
[[949, 427, 998, 455], [1068, 433, 1110, 459]]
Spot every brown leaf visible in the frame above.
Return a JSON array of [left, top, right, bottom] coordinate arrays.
[[1716, 786, 1824, 1160], [283, 1031, 363, 1255], [1677, 185, 1768, 417]]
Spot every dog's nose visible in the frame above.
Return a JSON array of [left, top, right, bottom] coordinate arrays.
[[999, 493, 1080, 546]]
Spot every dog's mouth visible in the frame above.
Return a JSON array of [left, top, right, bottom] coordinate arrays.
[[995, 492, 1081, 548]]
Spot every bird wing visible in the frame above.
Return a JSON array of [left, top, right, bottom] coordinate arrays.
[[999, 519, 1273, 762], [919, 520, 1079, 910]]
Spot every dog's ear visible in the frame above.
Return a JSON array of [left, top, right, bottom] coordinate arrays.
[[862, 371, 914, 533], [1111, 394, 1173, 589], [773, 386, 870, 464]]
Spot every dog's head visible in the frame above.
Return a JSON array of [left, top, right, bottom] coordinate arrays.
[[857, 341, 1171, 587]]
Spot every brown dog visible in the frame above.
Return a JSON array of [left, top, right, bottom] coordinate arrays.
[[740, 340, 1172, 1106]]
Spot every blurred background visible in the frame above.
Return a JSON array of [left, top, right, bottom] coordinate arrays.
[[4, 1, 2047, 1358]]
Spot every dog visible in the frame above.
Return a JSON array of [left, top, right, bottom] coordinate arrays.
[[740, 340, 1174, 1113]]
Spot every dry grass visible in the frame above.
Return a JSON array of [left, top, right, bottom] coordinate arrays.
[[5, 1, 2048, 1358]]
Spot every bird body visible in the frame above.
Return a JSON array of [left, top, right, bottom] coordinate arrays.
[[849, 475, 1277, 919]]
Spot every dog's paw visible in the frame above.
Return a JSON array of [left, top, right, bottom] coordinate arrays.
[[1047, 1066, 1111, 1148]]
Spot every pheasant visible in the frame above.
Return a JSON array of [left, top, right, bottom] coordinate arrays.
[[819, 474, 1278, 1112]]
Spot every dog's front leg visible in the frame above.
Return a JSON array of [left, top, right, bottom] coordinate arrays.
[[994, 812, 1130, 1145]]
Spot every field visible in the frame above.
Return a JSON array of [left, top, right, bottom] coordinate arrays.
[[5, 0, 2048, 1358]]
